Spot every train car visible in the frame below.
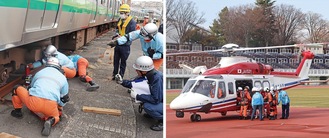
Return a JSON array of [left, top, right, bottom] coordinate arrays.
[[0, 0, 148, 89]]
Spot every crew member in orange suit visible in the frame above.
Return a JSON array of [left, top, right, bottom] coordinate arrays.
[[11, 57, 69, 136], [239, 87, 251, 120]]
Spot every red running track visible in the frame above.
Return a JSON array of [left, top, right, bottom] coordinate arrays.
[[166, 105, 329, 138]]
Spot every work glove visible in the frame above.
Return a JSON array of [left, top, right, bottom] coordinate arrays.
[[115, 74, 123, 84], [130, 89, 137, 99], [107, 40, 118, 48], [147, 47, 155, 59], [112, 34, 119, 40]]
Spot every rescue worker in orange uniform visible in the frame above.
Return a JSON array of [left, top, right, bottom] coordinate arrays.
[[28, 45, 76, 79], [264, 87, 275, 120], [239, 86, 251, 120], [68, 54, 100, 91], [11, 57, 69, 136], [143, 16, 149, 26], [209, 82, 223, 98], [111, 4, 136, 80], [272, 86, 279, 119]]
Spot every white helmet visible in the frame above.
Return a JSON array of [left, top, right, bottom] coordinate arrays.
[[270, 86, 274, 91], [252, 87, 259, 92], [237, 87, 243, 91], [133, 56, 154, 71], [211, 82, 216, 86], [46, 57, 61, 69], [44, 45, 57, 58], [140, 23, 158, 40], [264, 87, 269, 92]]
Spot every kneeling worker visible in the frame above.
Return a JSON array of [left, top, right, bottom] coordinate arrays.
[[28, 45, 76, 78], [11, 57, 69, 136], [115, 56, 163, 131]]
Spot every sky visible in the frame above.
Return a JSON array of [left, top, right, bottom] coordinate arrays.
[[189, 0, 329, 29]]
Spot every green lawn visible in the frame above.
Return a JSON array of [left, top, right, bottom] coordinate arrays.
[[166, 87, 329, 108]]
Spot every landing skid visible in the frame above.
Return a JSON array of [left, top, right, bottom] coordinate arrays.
[[190, 113, 201, 122]]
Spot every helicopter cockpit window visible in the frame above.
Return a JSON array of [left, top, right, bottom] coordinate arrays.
[[191, 80, 216, 97], [181, 80, 196, 93]]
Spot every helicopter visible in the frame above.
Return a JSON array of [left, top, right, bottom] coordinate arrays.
[[168, 43, 317, 122]]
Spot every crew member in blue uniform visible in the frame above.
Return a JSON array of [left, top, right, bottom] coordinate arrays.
[[277, 86, 290, 119], [108, 23, 163, 70], [251, 87, 264, 121], [111, 4, 136, 80], [11, 57, 69, 136], [28, 45, 76, 78], [115, 56, 163, 131]]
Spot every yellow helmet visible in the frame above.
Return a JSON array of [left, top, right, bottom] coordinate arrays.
[[119, 4, 130, 13]]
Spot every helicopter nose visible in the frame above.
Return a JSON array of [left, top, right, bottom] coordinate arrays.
[[169, 92, 209, 110], [169, 94, 184, 110]]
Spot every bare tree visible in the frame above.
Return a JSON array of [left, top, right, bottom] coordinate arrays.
[[272, 4, 305, 45], [302, 12, 329, 43], [166, 0, 205, 44]]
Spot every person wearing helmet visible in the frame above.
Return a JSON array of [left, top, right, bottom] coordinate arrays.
[[28, 45, 76, 79], [277, 86, 290, 119], [67, 54, 100, 91], [108, 23, 163, 70], [239, 86, 251, 120], [11, 57, 69, 136], [110, 4, 136, 81], [250, 87, 264, 121], [143, 15, 149, 26], [263, 87, 275, 120], [209, 82, 222, 98], [114, 56, 163, 131]]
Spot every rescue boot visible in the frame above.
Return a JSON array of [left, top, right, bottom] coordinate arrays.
[[86, 81, 100, 91], [11, 108, 23, 119], [269, 116, 275, 120], [41, 117, 55, 136], [79, 76, 87, 82], [150, 119, 163, 131]]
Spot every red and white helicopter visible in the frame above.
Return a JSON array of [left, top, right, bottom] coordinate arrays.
[[168, 43, 319, 122]]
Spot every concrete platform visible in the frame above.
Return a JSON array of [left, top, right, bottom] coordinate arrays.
[[0, 31, 163, 138]]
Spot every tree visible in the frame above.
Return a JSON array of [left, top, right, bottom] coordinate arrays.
[[210, 5, 259, 47], [272, 4, 305, 45], [302, 12, 329, 43], [166, 0, 205, 44], [254, 0, 277, 46]]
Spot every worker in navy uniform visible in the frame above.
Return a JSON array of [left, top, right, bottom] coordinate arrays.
[[115, 56, 163, 131], [108, 23, 164, 70], [11, 57, 69, 136], [111, 4, 136, 80]]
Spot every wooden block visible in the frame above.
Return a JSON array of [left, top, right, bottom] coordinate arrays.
[[0, 132, 20, 138], [82, 106, 121, 116]]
